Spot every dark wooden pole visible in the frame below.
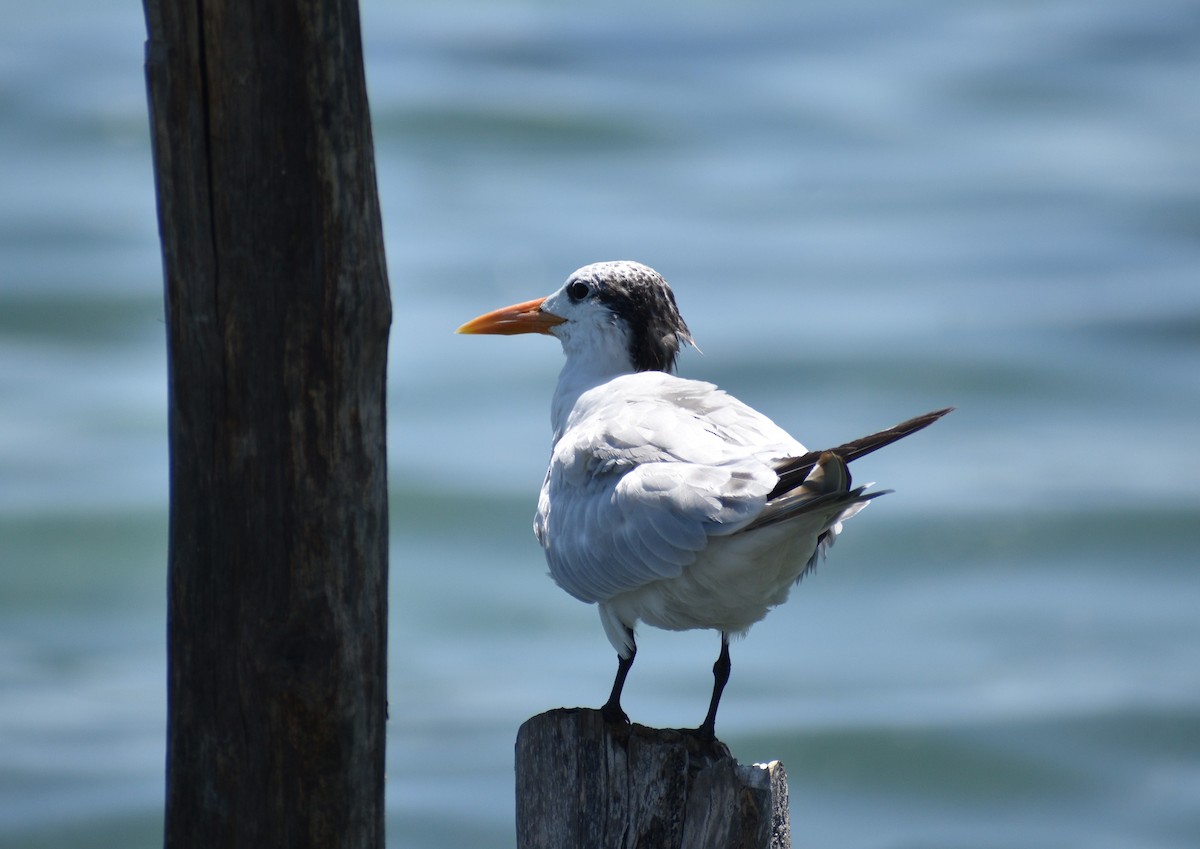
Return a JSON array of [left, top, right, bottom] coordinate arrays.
[[517, 709, 791, 849], [142, 1, 391, 847]]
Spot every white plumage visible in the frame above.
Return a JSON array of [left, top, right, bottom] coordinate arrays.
[[459, 260, 948, 739], [536, 370, 860, 653]]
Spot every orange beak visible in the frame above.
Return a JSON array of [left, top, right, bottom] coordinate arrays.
[[456, 297, 567, 336]]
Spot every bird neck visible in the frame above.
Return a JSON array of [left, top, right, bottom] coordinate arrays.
[[550, 353, 632, 442]]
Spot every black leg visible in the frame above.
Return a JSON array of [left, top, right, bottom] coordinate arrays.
[[600, 629, 636, 725], [697, 632, 731, 741]]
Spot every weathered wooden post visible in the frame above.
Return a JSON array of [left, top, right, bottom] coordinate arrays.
[[516, 709, 791, 849], [142, 0, 391, 847]]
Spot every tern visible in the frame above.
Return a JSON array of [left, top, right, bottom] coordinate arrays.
[[458, 260, 950, 740]]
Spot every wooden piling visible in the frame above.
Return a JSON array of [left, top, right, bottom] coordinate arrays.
[[516, 708, 791, 849], [144, 1, 391, 846]]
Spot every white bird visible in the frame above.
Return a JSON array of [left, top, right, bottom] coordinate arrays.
[[458, 260, 950, 740]]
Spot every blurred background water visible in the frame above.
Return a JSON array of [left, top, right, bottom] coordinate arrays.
[[2, 0, 1198, 847]]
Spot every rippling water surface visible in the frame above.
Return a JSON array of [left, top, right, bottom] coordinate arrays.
[[1, 1, 1198, 847]]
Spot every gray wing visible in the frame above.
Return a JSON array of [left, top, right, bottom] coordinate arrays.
[[539, 457, 779, 603], [535, 373, 801, 603]]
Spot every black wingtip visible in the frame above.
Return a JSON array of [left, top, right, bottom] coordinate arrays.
[[838, 406, 954, 459], [767, 406, 954, 500], [882, 406, 955, 441]]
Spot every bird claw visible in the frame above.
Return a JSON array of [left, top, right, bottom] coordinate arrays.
[[599, 701, 630, 726], [685, 722, 717, 744]]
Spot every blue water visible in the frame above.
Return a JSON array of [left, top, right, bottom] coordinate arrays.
[[2, 1, 1198, 847]]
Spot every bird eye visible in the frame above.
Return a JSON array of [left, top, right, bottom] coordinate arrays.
[[567, 280, 591, 301]]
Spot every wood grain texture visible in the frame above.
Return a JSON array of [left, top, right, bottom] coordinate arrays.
[[143, 1, 391, 847], [517, 709, 791, 849]]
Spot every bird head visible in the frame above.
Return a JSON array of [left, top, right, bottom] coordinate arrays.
[[458, 261, 694, 374]]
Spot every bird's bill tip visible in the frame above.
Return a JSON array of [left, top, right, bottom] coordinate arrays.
[[456, 297, 567, 336]]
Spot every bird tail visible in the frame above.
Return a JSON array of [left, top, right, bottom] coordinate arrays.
[[766, 407, 953, 500], [742, 408, 951, 582], [746, 452, 882, 532]]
